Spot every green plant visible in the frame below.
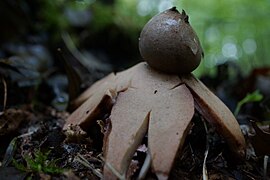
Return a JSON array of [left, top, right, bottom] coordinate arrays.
[[234, 90, 263, 116], [13, 150, 65, 174]]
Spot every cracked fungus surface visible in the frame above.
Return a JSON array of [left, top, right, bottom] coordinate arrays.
[[64, 62, 245, 179]]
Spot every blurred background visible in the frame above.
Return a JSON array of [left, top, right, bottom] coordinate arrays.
[[0, 0, 269, 110]]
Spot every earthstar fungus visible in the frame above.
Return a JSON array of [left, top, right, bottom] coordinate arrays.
[[64, 7, 246, 180]]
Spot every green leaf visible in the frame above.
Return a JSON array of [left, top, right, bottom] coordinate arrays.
[[12, 159, 28, 172], [234, 90, 263, 116], [13, 149, 65, 175]]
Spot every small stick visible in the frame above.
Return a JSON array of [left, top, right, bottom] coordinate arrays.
[[138, 151, 151, 180], [74, 154, 103, 179], [202, 118, 209, 180], [99, 156, 126, 180], [263, 155, 269, 180]]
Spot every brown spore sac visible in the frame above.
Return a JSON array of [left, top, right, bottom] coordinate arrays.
[[139, 7, 203, 74]]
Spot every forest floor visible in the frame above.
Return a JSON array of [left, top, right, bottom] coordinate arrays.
[[0, 61, 270, 180]]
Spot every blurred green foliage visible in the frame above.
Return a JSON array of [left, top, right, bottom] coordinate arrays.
[[178, 0, 270, 76], [2, 0, 270, 76], [115, 0, 270, 76], [234, 90, 263, 116], [55, 0, 270, 75], [13, 150, 65, 174]]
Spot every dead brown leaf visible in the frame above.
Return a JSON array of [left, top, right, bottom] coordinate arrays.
[[250, 120, 270, 156], [0, 108, 32, 136]]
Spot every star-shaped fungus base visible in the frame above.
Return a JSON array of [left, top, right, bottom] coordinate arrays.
[[64, 62, 245, 179]]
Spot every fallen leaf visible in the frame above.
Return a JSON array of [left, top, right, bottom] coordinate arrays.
[[0, 108, 31, 136], [250, 120, 270, 156]]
